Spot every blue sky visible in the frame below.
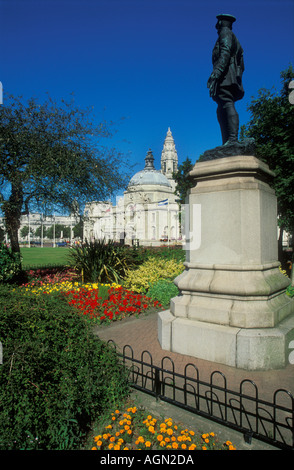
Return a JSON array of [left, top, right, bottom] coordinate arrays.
[[1, 0, 294, 199]]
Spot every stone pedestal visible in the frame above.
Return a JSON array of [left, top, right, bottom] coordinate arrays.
[[158, 155, 294, 370]]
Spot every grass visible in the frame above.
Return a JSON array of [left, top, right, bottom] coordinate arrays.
[[20, 246, 70, 268]]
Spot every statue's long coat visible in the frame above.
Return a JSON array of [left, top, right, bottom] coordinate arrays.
[[212, 26, 245, 102]]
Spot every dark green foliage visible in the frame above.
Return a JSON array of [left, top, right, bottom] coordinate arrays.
[[0, 286, 129, 449], [147, 279, 179, 308], [137, 246, 186, 264], [0, 243, 22, 283], [241, 65, 294, 244], [172, 157, 194, 204], [67, 239, 131, 283]]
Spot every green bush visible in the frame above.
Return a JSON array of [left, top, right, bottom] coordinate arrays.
[[146, 279, 179, 308], [0, 286, 129, 450], [67, 239, 131, 284], [0, 243, 22, 283], [286, 285, 294, 298], [123, 257, 184, 293]]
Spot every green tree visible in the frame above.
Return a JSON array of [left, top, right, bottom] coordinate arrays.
[[0, 94, 129, 254], [34, 225, 47, 238], [20, 225, 34, 239], [241, 65, 294, 259], [46, 224, 70, 239], [73, 219, 83, 239], [172, 157, 194, 204]]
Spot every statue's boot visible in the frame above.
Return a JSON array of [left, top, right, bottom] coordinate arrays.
[[217, 106, 229, 145], [223, 104, 239, 145]]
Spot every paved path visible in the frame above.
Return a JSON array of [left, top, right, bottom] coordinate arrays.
[[94, 310, 294, 399]]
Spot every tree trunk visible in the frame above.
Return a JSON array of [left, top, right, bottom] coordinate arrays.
[[4, 183, 23, 254]]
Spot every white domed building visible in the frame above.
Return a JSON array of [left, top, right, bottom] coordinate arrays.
[[83, 128, 181, 246]]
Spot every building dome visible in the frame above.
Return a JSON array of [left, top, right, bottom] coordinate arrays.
[[128, 150, 172, 188]]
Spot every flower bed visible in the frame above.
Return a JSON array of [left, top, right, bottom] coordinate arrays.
[[90, 404, 236, 451], [20, 269, 163, 325], [64, 285, 163, 324]]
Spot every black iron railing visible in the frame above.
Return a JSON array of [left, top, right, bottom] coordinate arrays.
[[108, 341, 294, 451]]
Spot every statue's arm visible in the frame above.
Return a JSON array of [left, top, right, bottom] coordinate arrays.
[[212, 28, 232, 78], [207, 28, 232, 97]]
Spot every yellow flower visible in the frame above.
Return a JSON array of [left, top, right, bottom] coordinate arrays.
[[166, 428, 173, 436], [157, 435, 163, 442], [172, 442, 179, 449], [145, 441, 152, 448]]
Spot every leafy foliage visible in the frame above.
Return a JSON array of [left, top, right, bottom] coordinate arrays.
[[172, 157, 194, 204], [67, 239, 130, 283], [0, 285, 129, 449], [146, 279, 179, 308], [241, 65, 294, 241], [123, 256, 184, 293], [0, 243, 22, 283], [0, 94, 128, 252]]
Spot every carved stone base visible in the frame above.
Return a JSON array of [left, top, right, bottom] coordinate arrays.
[[158, 155, 294, 370]]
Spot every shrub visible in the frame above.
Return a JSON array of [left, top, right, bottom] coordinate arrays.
[[286, 285, 294, 298], [67, 239, 130, 284], [0, 243, 22, 283], [123, 257, 184, 293], [146, 279, 179, 308], [0, 285, 129, 450]]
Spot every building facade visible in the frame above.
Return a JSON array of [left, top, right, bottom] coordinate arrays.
[[83, 128, 182, 245]]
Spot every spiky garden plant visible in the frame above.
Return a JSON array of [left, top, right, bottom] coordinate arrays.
[[67, 239, 129, 284]]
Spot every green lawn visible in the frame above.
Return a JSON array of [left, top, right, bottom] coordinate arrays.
[[21, 247, 72, 269]]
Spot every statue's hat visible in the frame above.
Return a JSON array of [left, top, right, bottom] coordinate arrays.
[[216, 14, 236, 23]]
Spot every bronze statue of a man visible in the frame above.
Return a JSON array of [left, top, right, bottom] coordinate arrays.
[[207, 14, 245, 146]]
